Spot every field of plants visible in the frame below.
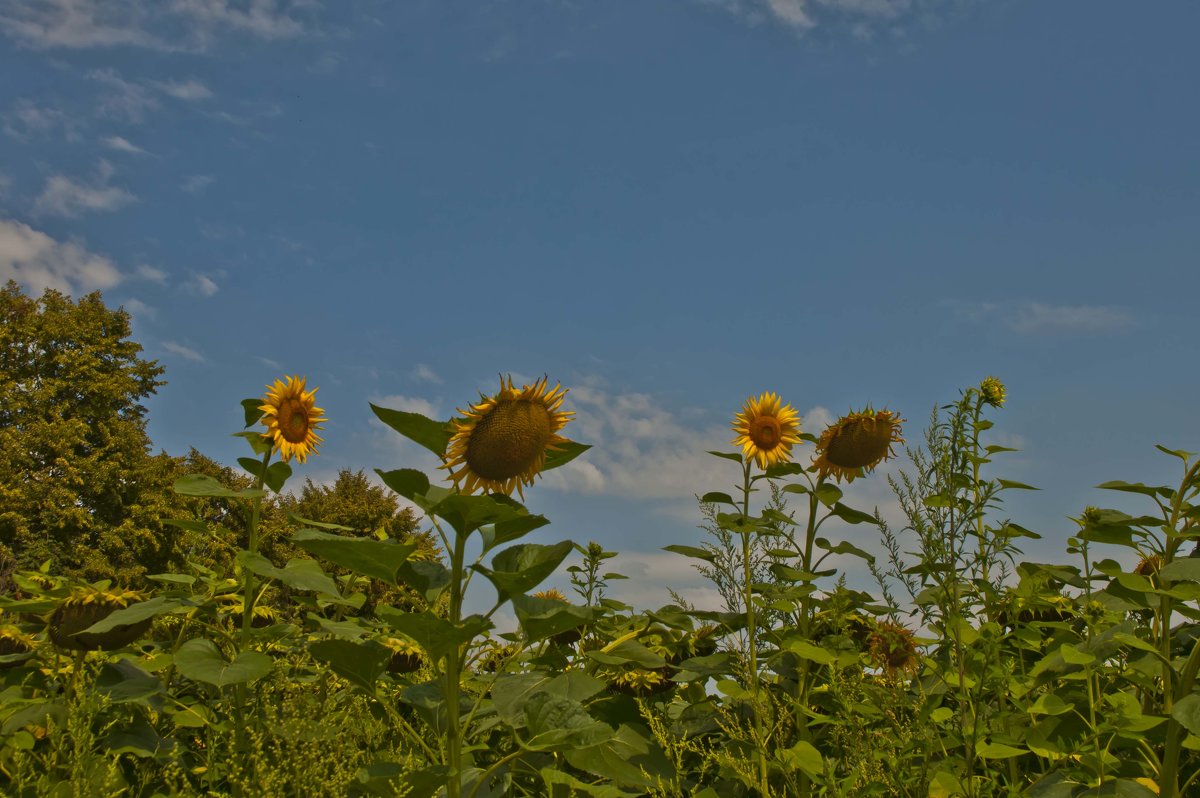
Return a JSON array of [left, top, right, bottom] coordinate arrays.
[[3, 286, 1200, 797]]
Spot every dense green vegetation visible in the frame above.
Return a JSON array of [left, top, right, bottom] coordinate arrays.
[[2, 282, 1199, 797]]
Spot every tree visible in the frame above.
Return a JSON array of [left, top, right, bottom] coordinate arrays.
[[0, 281, 167, 581]]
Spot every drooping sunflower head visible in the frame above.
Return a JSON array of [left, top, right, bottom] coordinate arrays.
[[610, 667, 675, 696], [48, 587, 149, 652], [259, 375, 327, 464], [383, 636, 426, 674], [0, 626, 36, 667], [441, 375, 574, 498], [731, 392, 802, 470], [868, 620, 920, 676], [1135, 553, 1163, 578], [979, 376, 1007, 408], [813, 408, 904, 483]]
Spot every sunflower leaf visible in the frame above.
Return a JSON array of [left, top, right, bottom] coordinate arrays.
[[829, 503, 880, 526], [241, 398, 266, 428], [543, 441, 591, 472], [699, 492, 736, 506], [173, 474, 265, 499], [235, 551, 343, 598], [232, 430, 274, 455], [237, 458, 292, 493], [291, 529, 417, 585], [308, 639, 390, 695], [376, 609, 491, 662], [707, 451, 743, 464], [370, 403, 453, 458], [174, 639, 272, 688], [474, 541, 574, 602], [376, 469, 431, 503]]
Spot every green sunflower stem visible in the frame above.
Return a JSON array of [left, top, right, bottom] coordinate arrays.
[[233, 447, 271, 778], [445, 524, 468, 798], [739, 460, 770, 797]]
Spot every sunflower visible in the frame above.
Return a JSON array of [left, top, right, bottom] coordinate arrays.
[[979, 376, 1006, 408], [0, 626, 36, 668], [259, 375, 327, 464], [442, 375, 574, 498], [731, 392, 802, 469], [48, 587, 149, 652], [868, 621, 920, 676], [813, 408, 904, 483]]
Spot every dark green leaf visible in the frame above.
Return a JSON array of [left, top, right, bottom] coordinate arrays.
[[707, 451, 743, 463], [829, 502, 880, 525], [174, 639, 272, 687], [375, 468, 431, 504], [376, 607, 490, 661], [544, 441, 591, 472], [584, 640, 665, 669], [814, 538, 875, 562], [662, 545, 716, 563], [83, 596, 188, 634], [241, 398, 265, 428], [997, 479, 1039, 491], [475, 541, 574, 603], [233, 430, 274, 455], [370, 403, 453, 458], [292, 528, 417, 585], [1096, 480, 1171, 498], [814, 483, 843, 508], [699, 492, 736, 506], [236, 551, 343, 597], [512, 594, 592, 643], [173, 474, 265, 499], [309, 639, 391, 693]]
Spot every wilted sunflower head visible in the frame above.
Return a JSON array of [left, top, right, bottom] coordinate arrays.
[[610, 667, 674, 696], [731, 392, 802, 470], [48, 587, 148, 652], [979, 376, 1006, 408], [1135, 553, 1163, 578], [259, 375, 327, 464], [0, 626, 36, 667], [383, 636, 426, 674], [868, 621, 920, 676], [441, 375, 574, 498], [813, 408, 904, 483]]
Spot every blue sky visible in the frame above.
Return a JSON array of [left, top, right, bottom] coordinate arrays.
[[2, 1, 1198, 612]]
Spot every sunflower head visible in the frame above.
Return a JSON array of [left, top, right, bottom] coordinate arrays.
[[1135, 553, 1163, 578], [533, 589, 568, 602], [0, 626, 36, 668], [979, 376, 1007, 408], [48, 587, 149, 652], [610, 667, 675, 696], [868, 621, 919, 676], [442, 375, 574, 498], [731, 392, 802, 470], [813, 408, 904, 483], [383, 636, 426, 674], [259, 375, 327, 464]]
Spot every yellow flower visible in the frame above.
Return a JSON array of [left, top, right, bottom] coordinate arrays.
[[259, 375, 327, 464], [813, 408, 904, 483], [730, 392, 802, 470], [533, 589, 568, 602], [980, 376, 1006, 408], [442, 375, 574, 498]]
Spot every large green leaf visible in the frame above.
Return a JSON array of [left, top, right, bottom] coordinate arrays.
[[376, 468, 432, 504], [829, 502, 880, 526], [83, 596, 189, 634], [511, 594, 592, 643], [523, 693, 611, 751], [173, 474, 265, 499], [780, 740, 824, 777], [585, 640, 665, 669], [474, 541, 573, 602], [543, 441, 591, 472], [291, 529, 417, 585], [174, 639, 272, 687], [237, 551, 343, 597], [376, 608, 491, 662], [309, 639, 391, 694], [370, 404, 453, 457], [1172, 693, 1200, 735], [395, 560, 452, 603]]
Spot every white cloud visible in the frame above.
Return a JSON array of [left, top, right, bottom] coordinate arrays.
[[373, 393, 439, 419], [411, 363, 443, 384], [162, 340, 205, 361], [0, 217, 122, 294], [135, 263, 167, 283], [102, 135, 149, 155], [181, 174, 215, 194], [183, 273, 218, 297], [952, 300, 1135, 334], [258, 355, 283, 370], [3, 100, 80, 140], [88, 68, 159, 122], [121, 296, 155, 318], [33, 160, 135, 218], [700, 0, 956, 36], [538, 380, 835, 501], [154, 78, 212, 100], [0, 0, 316, 51], [766, 0, 815, 28]]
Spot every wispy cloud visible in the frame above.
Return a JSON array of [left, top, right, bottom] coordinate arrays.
[[373, 393, 440, 419], [183, 273, 219, 297], [0, 0, 318, 51], [3, 99, 79, 140], [33, 160, 136, 218], [135, 263, 167, 283], [88, 68, 159, 122], [0, 217, 122, 294], [951, 300, 1135, 334], [154, 78, 212, 100], [121, 296, 155, 319], [411, 363, 443, 384], [181, 174, 215, 194], [162, 340, 205, 362], [698, 0, 958, 37], [102, 135, 149, 155]]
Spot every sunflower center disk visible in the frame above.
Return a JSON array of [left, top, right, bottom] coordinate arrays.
[[826, 420, 892, 469], [465, 399, 554, 481], [748, 416, 782, 450], [279, 399, 310, 443]]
